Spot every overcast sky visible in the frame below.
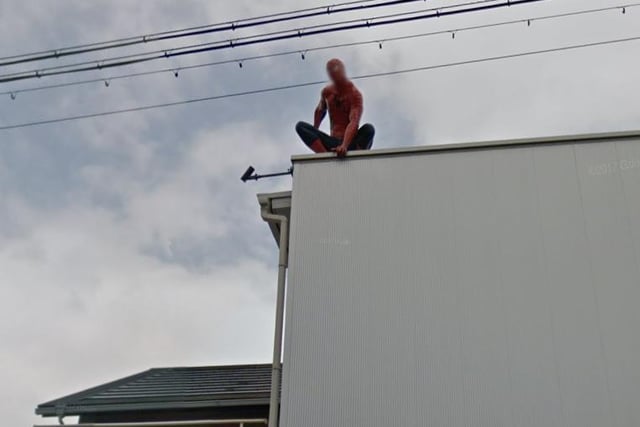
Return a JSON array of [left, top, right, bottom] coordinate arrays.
[[1, 0, 639, 425]]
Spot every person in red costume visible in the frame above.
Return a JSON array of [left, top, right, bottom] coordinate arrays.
[[296, 58, 375, 157]]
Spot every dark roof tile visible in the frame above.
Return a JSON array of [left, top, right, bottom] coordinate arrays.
[[36, 363, 275, 417]]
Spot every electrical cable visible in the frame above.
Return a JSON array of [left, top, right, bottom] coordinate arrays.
[[2, 2, 634, 98], [0, 0, 426, 66], [2, 34, 638, 131], [0, 0, 543, 84], [0, 0, 499, 82]]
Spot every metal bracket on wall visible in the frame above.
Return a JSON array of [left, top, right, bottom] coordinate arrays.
[[241, 165, 293, 182]]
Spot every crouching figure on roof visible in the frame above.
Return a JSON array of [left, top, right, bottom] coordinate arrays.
[[296, 58, 375, 158]]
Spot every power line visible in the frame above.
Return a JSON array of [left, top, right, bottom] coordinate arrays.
[[2, 35, 638, 131], [0, 0, 498, 82], [0, 0, 427, 67], [3, 2, 635, 98], [0, 0, 544, 84]]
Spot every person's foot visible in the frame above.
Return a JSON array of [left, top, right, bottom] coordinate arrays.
[[309, 139, 327, 153]]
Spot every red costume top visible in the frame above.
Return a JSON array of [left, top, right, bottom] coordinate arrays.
[[316, 82, 364, 145], [314, 59, 364, 155]]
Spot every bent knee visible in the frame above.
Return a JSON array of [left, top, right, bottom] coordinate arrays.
[[296, 121, 312, 134], [361, 123, 375, 135]]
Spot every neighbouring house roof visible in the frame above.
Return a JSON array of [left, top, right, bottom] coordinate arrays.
[[36, 364, 274, 420]]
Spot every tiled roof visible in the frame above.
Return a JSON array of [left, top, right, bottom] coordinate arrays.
[[36, 363, 274, 417]]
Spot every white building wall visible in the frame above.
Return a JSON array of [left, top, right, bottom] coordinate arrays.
[[280, 137, 640, 427]]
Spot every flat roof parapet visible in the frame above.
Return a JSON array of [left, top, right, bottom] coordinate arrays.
[[291, 130, 640, 163]]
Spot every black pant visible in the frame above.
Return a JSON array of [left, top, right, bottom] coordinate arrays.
[[296, 121, 375, 151]]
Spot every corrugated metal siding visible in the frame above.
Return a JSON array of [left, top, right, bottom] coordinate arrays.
[[281, 138, 640, 427]]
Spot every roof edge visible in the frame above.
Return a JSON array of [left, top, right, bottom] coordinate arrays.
[[35, 369, 154, 416], [257, 191, 292, 247], [36, 397, 272, 417], [291, 129, 640, 163], [257, 191, 292, 206]]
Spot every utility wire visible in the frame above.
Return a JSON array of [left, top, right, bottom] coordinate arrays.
[[2, 2, 635, 98], [0, 0, 426, 66], [0, 0, 543, 84], [2, 35, 638, 131], [0, 0, 498, 82]]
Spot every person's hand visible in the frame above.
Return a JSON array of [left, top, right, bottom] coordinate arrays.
[[334, 144, 348, 158]]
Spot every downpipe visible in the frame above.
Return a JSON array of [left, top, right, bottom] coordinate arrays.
[[260, 205, 289, 427]]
